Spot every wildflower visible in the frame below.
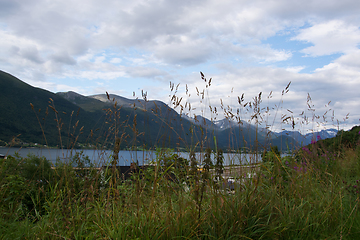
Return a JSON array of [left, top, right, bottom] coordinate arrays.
[[317, 135, 321, 140], [311, 139, 316, 144], [302, 147, 311, 154]]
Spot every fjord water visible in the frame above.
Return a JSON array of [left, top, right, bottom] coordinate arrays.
[[0, 147, 262, 166]]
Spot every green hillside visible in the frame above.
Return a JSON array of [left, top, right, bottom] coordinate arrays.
[[56, 91, 110, 112], [0, 70, 296, 151], [0, 71, 205, 149], [320, 125, 360, 151], [0, 71, 106, 147]]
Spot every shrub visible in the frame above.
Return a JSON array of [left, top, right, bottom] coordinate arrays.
[[0, 153, 52, 220]]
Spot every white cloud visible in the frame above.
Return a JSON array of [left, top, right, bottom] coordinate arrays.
[[125, 66, 169, 79], [293, 20, 360, 56], [230, 44, 292, 63], [1, 0, 360, 131], [154, 36, 213, 66], [110, 58, 122, 64], [286, 66, 305, 73], [67, 70, 127, 81]]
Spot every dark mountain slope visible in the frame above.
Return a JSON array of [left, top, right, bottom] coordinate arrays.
[[0, 74, 206, 149], [57, 91, 109, 112], [57, 92, 213, 150], [1, 70, 303, 151], [0, 71, 105, 146]]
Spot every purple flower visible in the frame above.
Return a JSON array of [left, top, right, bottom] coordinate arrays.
[[311, 139, 316, 144], [317, 135, 321, 140], [302, 147, 311, 154]]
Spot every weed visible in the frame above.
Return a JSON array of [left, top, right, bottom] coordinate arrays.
[[1, 72, 359, 239]]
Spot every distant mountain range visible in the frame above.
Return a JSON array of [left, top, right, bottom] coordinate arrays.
[[272, 129, 338, 146], [182, 114, 338, 146], [0, 70, 338, 151]]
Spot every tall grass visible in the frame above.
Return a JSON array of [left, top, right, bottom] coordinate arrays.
[[1, 73, 360, 239]]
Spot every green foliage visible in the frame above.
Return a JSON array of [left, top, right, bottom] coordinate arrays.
[[321, 125, 360, 152], [202, 147, 212, 182], [155, 148, 189, 183], [261, 145, 281, 163], [0, 153, 53, 220], [1, 143, 360, 239], [2, 71, 360, 239], [214, 149, 224, 181], [189, 151, 199, 182]]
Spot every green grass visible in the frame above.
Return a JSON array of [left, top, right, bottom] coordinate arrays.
[[1, 72, 360, 239], [1, 141, 360, 239]]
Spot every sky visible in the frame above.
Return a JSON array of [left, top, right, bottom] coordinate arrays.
[[1, 0, 360, 133]]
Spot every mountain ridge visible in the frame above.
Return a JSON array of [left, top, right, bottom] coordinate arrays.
[[1, 70, 336, 151]]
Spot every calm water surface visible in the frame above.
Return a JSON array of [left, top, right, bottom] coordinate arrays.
[[0, 147, 262, 166]]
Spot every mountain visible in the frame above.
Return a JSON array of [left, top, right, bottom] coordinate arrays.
[[57, 91, 109, 112], [59, 91, 318, 151], [57, 92, 299, 151], [0, 70, 191, 149], [179, 115, 298, 151], [0, 70, 315, 152], [184, 115, 218, 130], [58, 91, 206, 148], [89, 93, 179, 120], [0, 70, 105, 147], [321, 125, 360, 151], [273, 129, 338, 146]]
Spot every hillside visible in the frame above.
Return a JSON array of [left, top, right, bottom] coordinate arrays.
[[0, 71, 106, 147], [1, 70, 303, 151], [56, 91, 109, 112], [58, 92, 298, 151]]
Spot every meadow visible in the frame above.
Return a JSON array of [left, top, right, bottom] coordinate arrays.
[[1, 74, 360, 239]]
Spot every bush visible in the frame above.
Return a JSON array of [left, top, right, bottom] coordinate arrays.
[[0, 153, 53, 220], [261, 146, 281, 163]]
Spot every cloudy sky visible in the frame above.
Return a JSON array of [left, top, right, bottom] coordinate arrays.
[[1, 0, 360, 133]]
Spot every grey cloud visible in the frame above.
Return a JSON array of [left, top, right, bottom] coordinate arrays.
[[20, 46, 44, 64], [154, 37, 213, 66], [93, 2, 191, 48], [50, 52, 76, 65], [0, 0, 21, 18], [1, 0, 360, 130], [4, 1, 90, 55], [262, 0, 360, 21], [126, 66, 168, 79], [30, 70, 46, 82]]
